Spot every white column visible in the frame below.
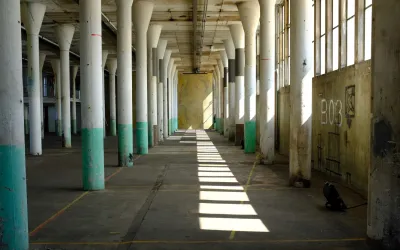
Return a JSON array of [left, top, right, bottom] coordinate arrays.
[[170, 65, 177, 135], [224, 38, 236, 142], [229, 24, 245, 146], [80, 0, 105, 190], [165, 51, 173, 139], [102, 50, 109, 138], [116, 0, 134, 167], [55, 24, 75, 148], [214, 64, 221, 133], [71, 65, 79, 135], [147, 24, 162, 147], [218, 59, 224, 135], [133, 0, 154, 154], [220, 50, 229, 138], [259, 0, 276, 163], [39, 52, 46, 139], [289, 0, 314, 187], [237, 1, 260, 153], [51, 59, 62, 136], [0, 0, 29, 247], [157, 40, 168, 141], [21, 2, 46, 155], [107, 58, 117, 136]]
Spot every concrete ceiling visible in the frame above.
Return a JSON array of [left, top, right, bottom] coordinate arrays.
[[22, 0, 252, 74]]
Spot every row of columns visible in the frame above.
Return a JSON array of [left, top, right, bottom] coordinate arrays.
[[0, 0, 180, 248], [213, 0, 311, 184]]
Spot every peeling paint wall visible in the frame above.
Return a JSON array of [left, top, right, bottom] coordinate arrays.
[[178, 73, 213, 129], [312, 61, 371, 195]]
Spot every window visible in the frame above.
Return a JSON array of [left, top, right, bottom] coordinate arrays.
[[332, 0, 339, 70], [347, 0, 355, 66], [275, 0, 290, 89], [321, 0, 326, 74], [364, 0, 372, 60]]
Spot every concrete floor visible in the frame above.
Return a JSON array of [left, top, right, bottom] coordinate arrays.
[[27, 130, 370, 250]]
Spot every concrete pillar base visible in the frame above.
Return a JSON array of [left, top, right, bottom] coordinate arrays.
[[235, 124, 244, 146], [229, 125, 235, 142], [289, 175, 311, 188]]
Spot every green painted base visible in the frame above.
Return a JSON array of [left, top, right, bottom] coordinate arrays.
[[215, 118, 220, 132], [0, 145, 29, 249], [220, 119, 224, 134], [136, 122, 148, 155], [168, 119, 172, 135], [244, 121, 256, 153], [148, 122, 154, 148], [56, 119, 62, 136], [72, 119, 77, 135], [82, 128, 105, 190], [110, 119, 117, 136], [117, 124, 134, 167]]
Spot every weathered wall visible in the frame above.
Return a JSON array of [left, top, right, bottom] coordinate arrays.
[[178, 73, 213, 129], [277, 86, 290, 156], [312, 61, 371, 195]]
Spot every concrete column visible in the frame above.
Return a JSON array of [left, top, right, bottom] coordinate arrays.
[[116, 0, 134, 167], [39, 52, 46, 139], [133, 0, 154, 154], [21, 2, 46, 156], [218, 59, 224, 135], [224, 38, 236, 142], [148, 25, 162, 147], [214, 64, 221, 132], [80, 0, 105, 190], [51, 59, 62, 136], [289, 0, 314, 187], [169, 65, 177, 135], [238, 1, 260, 154], [0, 1, 29, 247], [213, 73, 217, 129], [102, 50, 109, 138], [107, 58, 117, 136], [173, 68, 178, 132], [259, 0, 275, 163], [220, 50, 229, 138], [157, 40, 168, 141], [55, 24, 75, 148], [368, 1, 400, 248], [165, 51, 173, 139], [173, 71, 178, 132], [230, 24, 245, 146], [71, 65, 79, 135]]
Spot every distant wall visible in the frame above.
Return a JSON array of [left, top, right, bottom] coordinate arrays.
[[178, 73, 213, 129], [312, 61, 371, 195]]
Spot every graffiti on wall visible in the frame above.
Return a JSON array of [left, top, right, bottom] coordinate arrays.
[[321, 99, 343, 126], [345, 85, 356, 128]]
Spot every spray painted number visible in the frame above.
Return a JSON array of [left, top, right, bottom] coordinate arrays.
[[321, 99, 342, 126]]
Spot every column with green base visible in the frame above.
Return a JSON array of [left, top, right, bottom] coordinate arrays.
[[238, 1, 260, 153], [80, 0, 105, 190], [0, 0, 29, 247], [116, 0, 134, 166], [133, 0, 154, 154]]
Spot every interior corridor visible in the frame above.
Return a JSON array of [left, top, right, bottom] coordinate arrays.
[[28, 130, 368, 250]]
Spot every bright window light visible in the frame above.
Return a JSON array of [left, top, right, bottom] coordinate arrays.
[[198, 164, 228, 167], [199, 203, 257, 215], [198, 167, 231, 171], [199, 217, 269, 232], [199, 191, 249, 201], [198, 172, 234, 177], [198, 177, 239, 183], [197, 159, 226, 163], [200, 185, 244, 190]]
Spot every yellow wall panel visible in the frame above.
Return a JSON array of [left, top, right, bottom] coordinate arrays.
[[178, 73, 213, 129]]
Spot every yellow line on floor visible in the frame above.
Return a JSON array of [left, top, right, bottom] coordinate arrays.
[[29, 191, 89, 237], [30, 237, 366, 245], [229, 159, 258, 240], [29, 155, 141, 237]]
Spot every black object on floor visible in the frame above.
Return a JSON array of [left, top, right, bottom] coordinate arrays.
[[323, 182, 347, 211]]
